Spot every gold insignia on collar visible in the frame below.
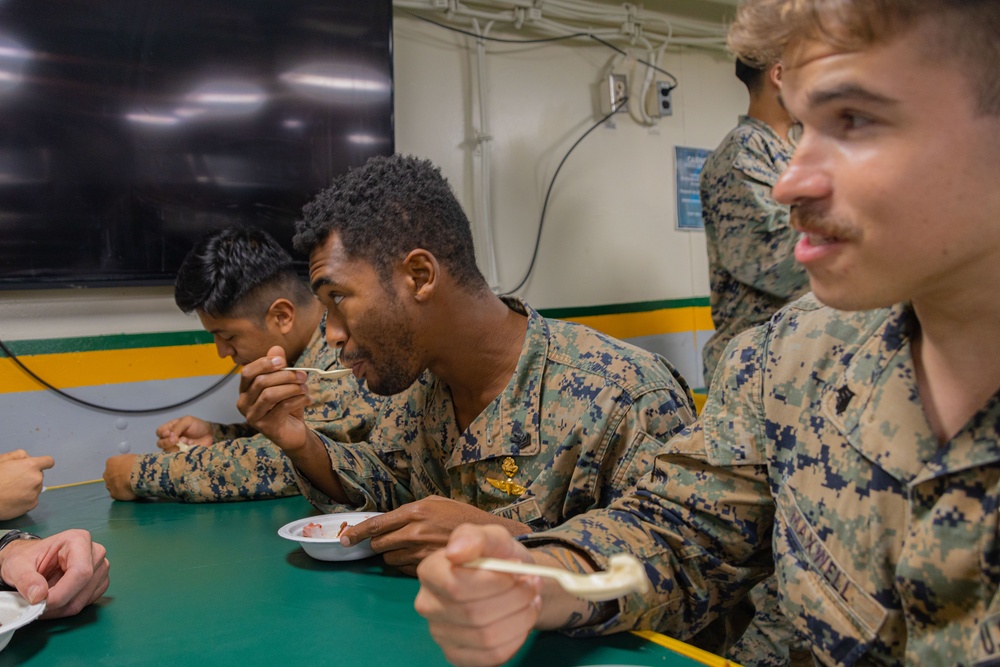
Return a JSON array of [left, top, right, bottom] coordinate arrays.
[[487, 456, 526, 497]]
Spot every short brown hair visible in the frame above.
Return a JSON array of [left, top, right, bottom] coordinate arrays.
[[727, 0, 1000, 114]]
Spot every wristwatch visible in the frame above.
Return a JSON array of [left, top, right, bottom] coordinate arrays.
[[0, 529, 41, 552], [0, 530, 42, 590]]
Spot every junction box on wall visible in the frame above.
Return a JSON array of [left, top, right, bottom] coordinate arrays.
[[645, 80, 673, 117], [600, 73, 628, 114]]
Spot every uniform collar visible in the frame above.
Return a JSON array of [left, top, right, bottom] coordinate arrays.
[[913, 394, 1000, 485], [444, 297, 544, 468], [823, 304, 1000, 483], [738, 114, 786, 145]]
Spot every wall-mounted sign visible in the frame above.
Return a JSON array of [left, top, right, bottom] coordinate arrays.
[[674, 146, 711, 231]]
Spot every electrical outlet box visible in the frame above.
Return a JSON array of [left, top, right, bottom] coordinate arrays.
[[645, 81, 673, 117], [600, 73, 628, 115]]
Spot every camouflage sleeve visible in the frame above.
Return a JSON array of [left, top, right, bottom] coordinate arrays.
[[597, 370, 698, 507], [210, 422, 257, 440], [129, 434, 299, 502], [304, 375, 383, 445], [714, 144, 807, 299], [521, 327, 775, 639], [292, 431, 416, 514]]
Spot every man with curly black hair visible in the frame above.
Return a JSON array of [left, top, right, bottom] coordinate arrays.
[[237, 154, 697, 575]]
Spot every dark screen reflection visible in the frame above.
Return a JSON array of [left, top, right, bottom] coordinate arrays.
[[0, 0, 393, 287]]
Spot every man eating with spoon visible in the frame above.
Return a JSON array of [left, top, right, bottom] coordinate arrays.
[[103, 226, 383, 502], [236, 154, 697, 575]]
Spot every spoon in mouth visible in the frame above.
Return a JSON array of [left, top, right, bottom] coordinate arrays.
[[285, 367, 353, 379]]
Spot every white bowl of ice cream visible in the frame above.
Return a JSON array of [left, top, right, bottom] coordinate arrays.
[[278, 512, 384, 561]]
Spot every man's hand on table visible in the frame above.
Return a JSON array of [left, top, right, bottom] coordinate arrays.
[[342, 496, 531, 576], [0, 450, 54, 520], [103, 454, 139, 501], [0, 529, 110, 619], [155, 415, 214, 452]]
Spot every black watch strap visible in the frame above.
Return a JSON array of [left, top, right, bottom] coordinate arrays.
[[0, 530, 42, 590], [0, 529, 42, 552]]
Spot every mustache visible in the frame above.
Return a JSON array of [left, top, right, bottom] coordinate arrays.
[[790, 205, 858, 241], [339, 349, 370, 365]]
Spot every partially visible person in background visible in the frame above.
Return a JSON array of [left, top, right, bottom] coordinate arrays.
[[0, 528, 109, 618], [700, 56, 807, 388], [103, 226, 381, 502], [700, 55, 811, 667], [0, 450, 53, 520]]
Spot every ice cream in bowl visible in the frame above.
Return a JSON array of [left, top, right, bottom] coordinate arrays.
[[278, 512, 384, 561]]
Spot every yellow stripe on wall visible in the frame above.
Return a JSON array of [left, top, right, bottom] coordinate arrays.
[[1, 345, 234, 394], [2, 305, 715, 396], [694, 305, 715, 331], [564, 306, 711, 340]]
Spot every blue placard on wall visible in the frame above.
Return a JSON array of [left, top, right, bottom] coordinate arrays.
[[674, 146, 711, 231]]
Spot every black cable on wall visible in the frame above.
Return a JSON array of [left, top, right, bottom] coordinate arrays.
[[0, 336, 238, 415]]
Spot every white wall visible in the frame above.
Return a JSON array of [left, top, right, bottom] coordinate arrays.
[[0, 10, 747, 338], [394, 12, 746, 308]]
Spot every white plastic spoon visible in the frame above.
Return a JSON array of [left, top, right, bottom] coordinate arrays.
[[463, 553, 649, 602], [285, 367, 353, 379]]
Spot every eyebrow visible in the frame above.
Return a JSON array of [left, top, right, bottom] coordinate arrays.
[[805, 83, 898, 109], [309, 276, 335, 294]]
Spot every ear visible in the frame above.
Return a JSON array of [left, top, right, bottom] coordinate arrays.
[[265, 298, 296, 334], [400, 249, 438, 303], [769, 62, 783, 89]]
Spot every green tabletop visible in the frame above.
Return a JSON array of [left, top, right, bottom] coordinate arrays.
[[0, 484, 711, 666]]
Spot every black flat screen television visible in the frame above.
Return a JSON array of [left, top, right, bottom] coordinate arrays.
[[0, 0, 393, 289]]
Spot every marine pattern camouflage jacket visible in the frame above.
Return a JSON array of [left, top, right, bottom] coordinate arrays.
[[700, 115, 807, 387], [295, 297, 697, 531], [131, 322, 383, 502], [526, 294, 1000, 666]]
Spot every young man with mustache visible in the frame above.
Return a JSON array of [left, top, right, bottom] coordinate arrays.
[[414, 1, 1000, 665]]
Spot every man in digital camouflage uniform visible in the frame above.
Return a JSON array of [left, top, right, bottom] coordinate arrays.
[[415, 1, 1000, 665], [237, 154, 697, 575], [700, 55, 807, 388], [103, 226, 381, 502]]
